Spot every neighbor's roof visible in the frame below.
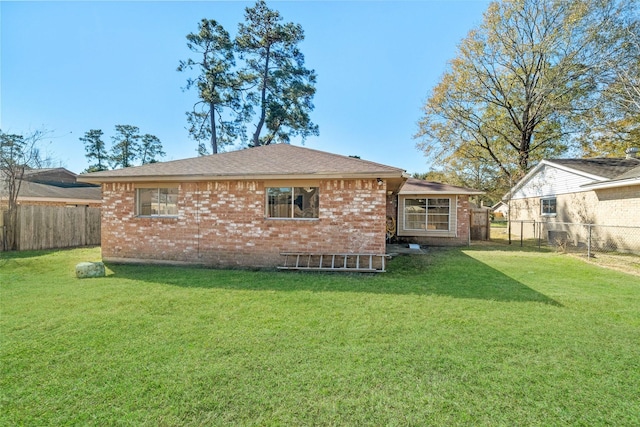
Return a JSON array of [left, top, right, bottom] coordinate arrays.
[[614, 164, 640, 181], [503, 156, 640, 199], [0, 175, 101, 203], [548, 158, 640, 180], [78, 144, 408, 183], [22, 167, 77, 181], [13, 180, 101, 201], [399, 178, 483, 195], [580, 161, 640, 190]]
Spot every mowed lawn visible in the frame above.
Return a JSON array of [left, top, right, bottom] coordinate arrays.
[[1, 247, 639, 426]]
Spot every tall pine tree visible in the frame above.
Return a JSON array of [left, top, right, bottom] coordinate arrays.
[[236, 0, 318, 146], [110, 125, 141, 169], [80, 129, 108, 172], [178, 19, 247, 154]]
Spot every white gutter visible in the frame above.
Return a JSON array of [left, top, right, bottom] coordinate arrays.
[[581, 176, 640, 190], [399, 191, 484, 195]]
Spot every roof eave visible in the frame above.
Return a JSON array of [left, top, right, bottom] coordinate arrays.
[[77, 171, 407, 184], [400, 190, 484, 195], [580, 177, 640, 190]]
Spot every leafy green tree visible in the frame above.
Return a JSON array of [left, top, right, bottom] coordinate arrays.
[[415, 146, 506, 206], [139, 134, 166, 164], [416, 0, 635, 184], [236, 0, 318, 146], [80, 129, 108, 173], [579, 114, 640, 158], [607, 28, 640, 116], [110, 125, 140, 169], [412, 171, 445, 182], [580, 17, 640, 156], [178, 19, 248, 155]]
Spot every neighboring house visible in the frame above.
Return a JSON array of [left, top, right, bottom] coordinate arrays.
[[505, 147, 640, 248], [79, 144, 410, 268], [491, 201, 508, 219], [392, 178, 484, 246], [1, 168, 102, 251], [0, 168, 101, 208]]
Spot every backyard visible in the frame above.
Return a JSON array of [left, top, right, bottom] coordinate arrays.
[[1, 246, 639, 426]]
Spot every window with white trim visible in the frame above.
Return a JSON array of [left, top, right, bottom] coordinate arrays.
[[541, 197, 557, 216], [403, 198, 450, 231], [136, 188, 178, 217], [267, 187, 319, 219]]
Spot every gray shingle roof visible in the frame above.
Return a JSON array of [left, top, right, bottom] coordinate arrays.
[[12, 180, 101, 200], [548, 158, 640, 180], [399, 178, 483, 195], [612, 164, 640, 181], [78, 144, 406, 182], [0, 169, 101, 202]]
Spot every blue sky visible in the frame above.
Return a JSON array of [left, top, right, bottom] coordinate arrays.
[[1, 0, 489, 175]]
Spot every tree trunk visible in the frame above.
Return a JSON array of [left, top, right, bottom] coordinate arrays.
[[252, 46, 271, 146], [519, 131, 532, 173], [210, 101, 217, 154], [6, 171, 23, 251], [7, 206, 17, 250]]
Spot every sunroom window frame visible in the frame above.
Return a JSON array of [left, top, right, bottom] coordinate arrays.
[[397, 195, 457, 237]]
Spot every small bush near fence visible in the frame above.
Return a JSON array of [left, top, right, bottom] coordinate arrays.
[[1, 205, 100, 251]]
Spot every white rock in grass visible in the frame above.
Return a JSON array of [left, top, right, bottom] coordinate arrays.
[[76, 262, 106, 279]]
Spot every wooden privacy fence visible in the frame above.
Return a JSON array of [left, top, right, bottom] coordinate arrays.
[[470, 207, 491, 241], [1, 205, 100, 251]]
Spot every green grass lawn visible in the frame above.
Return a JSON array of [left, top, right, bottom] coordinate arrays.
[[1, 246, 639, 426]]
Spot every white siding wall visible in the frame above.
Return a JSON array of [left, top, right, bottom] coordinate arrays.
[[512, 165, 596, 199]]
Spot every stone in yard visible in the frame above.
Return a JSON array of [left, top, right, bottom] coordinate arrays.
[[76, 262, 106, 279]]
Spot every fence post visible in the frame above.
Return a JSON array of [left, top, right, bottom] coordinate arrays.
[[538, 221, 541, 250], [16, 206, 21, 251], [520, 220, 524, 247], [587, 224, 592, 259], [82, 206, 88, 247]]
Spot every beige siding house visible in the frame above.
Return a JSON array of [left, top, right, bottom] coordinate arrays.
[[79, 145, 410, 268], [505, 149, 640, 249]]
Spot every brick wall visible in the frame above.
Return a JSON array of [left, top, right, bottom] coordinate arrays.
[[594, 185, 640, 227], [509, 185, 640, 239], [511, 186, 640, 226], [101, 179, 388, 268]]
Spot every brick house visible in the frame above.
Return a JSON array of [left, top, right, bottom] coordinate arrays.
[[505, 148, 640, 248], [79, 144, 411, 268]]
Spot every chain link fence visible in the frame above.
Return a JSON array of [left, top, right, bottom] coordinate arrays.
[[491, 220, 640, 257]]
